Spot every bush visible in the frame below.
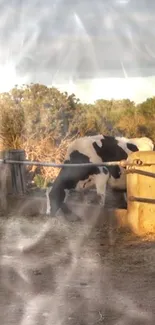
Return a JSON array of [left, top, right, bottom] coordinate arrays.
[[0, 83, 154, 187]]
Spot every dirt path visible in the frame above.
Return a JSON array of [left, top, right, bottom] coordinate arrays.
[[0, 192, 155, 325]]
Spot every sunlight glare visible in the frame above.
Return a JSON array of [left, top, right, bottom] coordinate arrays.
[[0, 63, 29, 93], [116, 0, 130, 5]]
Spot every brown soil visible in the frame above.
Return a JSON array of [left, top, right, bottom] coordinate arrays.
[[0, 188, 155, 325]]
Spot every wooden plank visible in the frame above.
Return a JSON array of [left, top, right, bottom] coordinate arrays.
[[2, 149, 27, 195], [127, 151, 155, 235]]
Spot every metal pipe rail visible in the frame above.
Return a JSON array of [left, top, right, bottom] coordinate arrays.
[[0, 158, 154, 168], [129, 196, 155, 204], [126, 169, 155, 178]]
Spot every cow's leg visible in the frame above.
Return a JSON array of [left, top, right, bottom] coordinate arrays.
[[94, 168, 110, 206], [46, 180, 68, 216], [46, 186, 53, 215], [75, 176, 95, 205], [61, 189, 82, 222], [46, 184, 81, 222], [46, 185, 65, 217]]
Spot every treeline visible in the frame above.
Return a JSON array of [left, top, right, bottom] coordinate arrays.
[[0, 83, 154, 185]]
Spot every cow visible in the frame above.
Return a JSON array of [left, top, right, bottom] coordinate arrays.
[[46, 135, 154, 221]]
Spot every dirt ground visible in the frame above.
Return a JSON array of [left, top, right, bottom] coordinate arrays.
[[0, 188, 155, 325]]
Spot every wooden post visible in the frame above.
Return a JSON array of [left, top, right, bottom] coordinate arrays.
[[0, 151, 10, 212], [3, 149, 27, 195], [127, 151, 155, 235]]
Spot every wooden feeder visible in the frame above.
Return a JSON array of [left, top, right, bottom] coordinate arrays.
[[126, 151, 155, 235]]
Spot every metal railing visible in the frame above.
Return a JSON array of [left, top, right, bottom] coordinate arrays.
[[0, 158, 155, 168], [129, 196, 155, 204], [1, 154, 155, 206]]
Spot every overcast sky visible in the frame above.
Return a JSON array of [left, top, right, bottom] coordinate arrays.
[[0, 0, 155, 102]]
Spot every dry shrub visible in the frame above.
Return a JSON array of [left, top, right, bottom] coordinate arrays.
[[0, 101, 79, 186], [0, 106, 24, 150], [22, 133, 79, 184], [116, 113, 147, 138]]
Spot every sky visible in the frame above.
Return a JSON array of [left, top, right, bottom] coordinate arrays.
[[0, 0, 155, 103]]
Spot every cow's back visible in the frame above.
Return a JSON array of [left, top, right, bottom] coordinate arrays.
[[65, 134, 104, 164]]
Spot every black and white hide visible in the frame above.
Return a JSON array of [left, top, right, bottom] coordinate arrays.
[[46, 135, 154, 220]]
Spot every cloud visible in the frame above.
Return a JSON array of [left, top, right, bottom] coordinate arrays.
[[52, 75, 155, 104], [0, 0, 155, 87]]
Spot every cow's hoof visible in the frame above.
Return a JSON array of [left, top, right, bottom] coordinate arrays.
[[64, 213, 82, 223], [46, 213, 55, 218], [46, 209, 57, 218]]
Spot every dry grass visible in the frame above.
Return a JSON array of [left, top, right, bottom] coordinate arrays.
[[22, 133, 79, 184]]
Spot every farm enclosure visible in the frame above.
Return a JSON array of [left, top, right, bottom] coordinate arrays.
[[0, 149, 155, 324]]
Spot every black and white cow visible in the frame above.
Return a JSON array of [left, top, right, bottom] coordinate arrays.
[[46, 135, 154, 220]]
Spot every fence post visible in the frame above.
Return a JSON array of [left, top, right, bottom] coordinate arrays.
[[126, 151, 155, 235], [3, 149, 27, 195]]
